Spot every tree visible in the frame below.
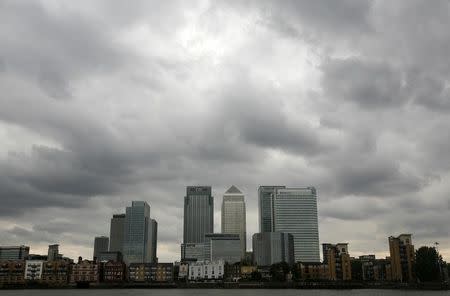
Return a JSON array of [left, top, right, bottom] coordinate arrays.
[[270, 262, 290, 282], [351, 260, 363, 281], [415, 246, 443, 282], [250, 270, 262, 281]]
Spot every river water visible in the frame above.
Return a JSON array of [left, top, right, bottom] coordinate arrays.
[[0, 290, 449, 296]]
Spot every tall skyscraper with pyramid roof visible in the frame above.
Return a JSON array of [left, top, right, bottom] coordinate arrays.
[[221, 185, 246, 257]]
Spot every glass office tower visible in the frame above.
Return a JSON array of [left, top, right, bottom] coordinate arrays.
[[123, 201, 157, 263], [273, 187, 320, 262]]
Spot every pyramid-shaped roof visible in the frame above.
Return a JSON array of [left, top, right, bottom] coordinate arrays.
[[225, 185, 242, 194]]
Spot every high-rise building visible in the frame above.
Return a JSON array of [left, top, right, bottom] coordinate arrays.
[[252, 232, 294, 266], [93, 236, 109, 260], [258, 186, 285, 233], [123, 201, 157, 264], [47, 244, 59, 261], [388, 234, 415, 282], [273, 187, 320, 262], [183, 186, 214, 245], [221, 185, 246, 257], [109, 214, 126, 253], [0, 246, 30, 260], [204, 233, 241, 264], [323, 243, 352, 281], [149, 219, 158, 263]]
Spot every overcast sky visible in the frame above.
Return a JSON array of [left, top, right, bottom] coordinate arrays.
[[1, 0, 450, 262]]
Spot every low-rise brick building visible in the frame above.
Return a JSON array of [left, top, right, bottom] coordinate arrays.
[[0, 260, 25, 287], [42, 260, 71, 286], [103, 261, 126, 283], [70, 258, 100, 285]]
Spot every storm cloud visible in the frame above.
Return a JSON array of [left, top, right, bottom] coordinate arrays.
[[1, 0, 450, 261]]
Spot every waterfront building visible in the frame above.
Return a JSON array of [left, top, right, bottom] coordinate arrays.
[[297, 262, 330, 281], [188, 260, 224, 281], [204, 233, 241, 264], [128, 263, 173, 282], [221, 185, 247, 257], [128, 263, 152, 282], [109, 214, 126, 253], [47, 244, 60, 261], [177, 262, 189, 280], [180, 243, 206, 262], [258, 186, 285, 232], [123, 201, 158, 263], [388, 234, 415, 282], [42, 260, 70, 286], [93, 236, 109, 261], [359, 255, 376, 281], [70, 258, 100, 284], [373, 258, 392, 281], [323, 243, 352, 281], [0, 260, 25, 286], [0, 246, 30, 260], [24, 260, 44, 281], [103, 261, 126, 283], [152, 263, 174, 282], [252, 232, 294, 266], [273, 187, 320, 262]]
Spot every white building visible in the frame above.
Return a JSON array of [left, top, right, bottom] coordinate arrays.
[[188, 260, 224, 281], [273, 187, 320, 262], [221, 185, 246, 257], [24, 260, 44, 280]]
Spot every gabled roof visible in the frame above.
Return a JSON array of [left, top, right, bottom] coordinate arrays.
[[225, 185, 242, 194]]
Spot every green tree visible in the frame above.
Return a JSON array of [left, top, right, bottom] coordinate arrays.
[[351, 259, 363, 281], [250, 270, 262, 281], [415, 246, 443, 282], [270, 262, 290, 282]]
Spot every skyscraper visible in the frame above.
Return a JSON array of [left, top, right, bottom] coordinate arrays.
[[109, 214, 126, 253], [183, 186, 214, 244], [47, 244, 59, 261], [273, 187, 320, 262], [258, 186, 285, 232], [149, 219, 158, 263], [93, 236, 109, 260], [221, 185, 246, 257], [123, 201, 157, 263]]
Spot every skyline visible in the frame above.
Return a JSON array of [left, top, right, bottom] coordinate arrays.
[[1, 0, 450, 263], [2, 184, 447, 263]]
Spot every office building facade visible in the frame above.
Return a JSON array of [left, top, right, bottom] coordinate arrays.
[[204, 233, 241, 264], [123, 201, 157, 263], [109, 214, 126, 253], [273, 187, 320, 262], [221, 185, 246, 257], [258, 186, 285, 233], [93, 236, 109, 260], [0, 246, 30, 260], [183, 186, 214, 244], [181, 243, 206, 262], [252, 232, 294, 266], [47, 244, 59, 261]]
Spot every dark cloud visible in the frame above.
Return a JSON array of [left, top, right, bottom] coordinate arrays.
[[322, 58, 407, 109], [1, 0, 450, 261]]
